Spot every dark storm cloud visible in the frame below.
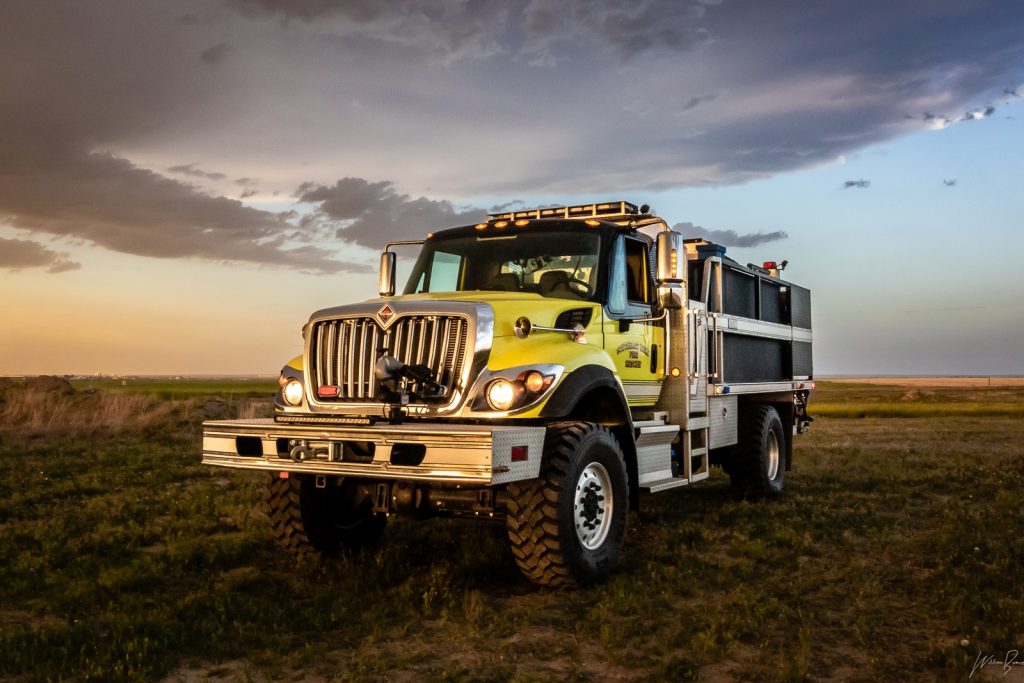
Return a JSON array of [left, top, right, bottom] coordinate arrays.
[[1, 0, 1023, 272], [0, 3, 350, 274], [229, 0, 717, 63], [673, 222, 787, 249], [299, 178, 486, 248], [0, 237, 80, 273], [0, 151, 349, 273], [519, 0, 715, 63]]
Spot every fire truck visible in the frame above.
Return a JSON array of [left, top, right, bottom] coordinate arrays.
[[202, 201, 813, 587]]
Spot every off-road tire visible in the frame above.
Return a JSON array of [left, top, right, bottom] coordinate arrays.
[[727, 404, 786, 500], [264, 474, 386, 558], [506, 422, 629, 588]]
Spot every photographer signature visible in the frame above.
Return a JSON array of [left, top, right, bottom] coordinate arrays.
[[971, 650, 1024, 679]]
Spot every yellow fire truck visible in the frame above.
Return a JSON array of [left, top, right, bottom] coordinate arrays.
[[202, 201, 813, 586]]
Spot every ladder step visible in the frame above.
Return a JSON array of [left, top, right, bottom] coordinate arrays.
[[685, 417, 709, 430], [689, 447, 707, 457]]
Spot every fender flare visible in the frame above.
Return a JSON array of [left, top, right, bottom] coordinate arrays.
[[539, 366, 640, 509], [539, 365, 631, 426]]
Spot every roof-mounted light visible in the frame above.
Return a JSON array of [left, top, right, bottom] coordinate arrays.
[[487, 200, 640, 222]]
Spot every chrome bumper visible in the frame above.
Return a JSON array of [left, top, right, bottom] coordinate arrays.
[[202, 418, 545, 485]]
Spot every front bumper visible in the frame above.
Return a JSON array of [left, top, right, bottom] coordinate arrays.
[[202, 418, 545, 485]]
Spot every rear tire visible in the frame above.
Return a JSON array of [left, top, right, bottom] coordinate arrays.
[[265, 474, 386, 558], [727, 405, 786, 500], [506, 422, 629, 588]]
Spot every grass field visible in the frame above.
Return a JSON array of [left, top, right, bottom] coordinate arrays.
[[0, 379, 1021, 681]]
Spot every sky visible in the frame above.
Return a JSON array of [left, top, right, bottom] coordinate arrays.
[[1, 0, 1023, 376]]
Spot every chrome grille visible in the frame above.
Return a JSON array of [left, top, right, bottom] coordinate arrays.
[[311, 315, 469, 402]]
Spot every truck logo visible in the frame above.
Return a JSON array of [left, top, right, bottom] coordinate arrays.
[[377, 304, 396, 326]]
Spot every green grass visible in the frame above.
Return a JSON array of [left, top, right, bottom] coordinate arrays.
[[811, 380, 1024, 418], [70, 378, 278, 399], [0, 381, 1021, 681]]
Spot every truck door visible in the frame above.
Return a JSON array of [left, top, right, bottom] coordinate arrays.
[[603, 235, 665, 409]]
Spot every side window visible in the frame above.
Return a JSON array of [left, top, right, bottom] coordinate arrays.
[[607, 236, 652, 317], [624, 238, 650, 304]]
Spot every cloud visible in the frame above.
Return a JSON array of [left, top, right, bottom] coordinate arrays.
[[520, 0, 715, 63], [298, 178, 487, 248], [0, 4, 354, 274], [489, 200, 525, 213], [230, 0, 716, 64], [200, 43, 232, 65], [672, 222, 788, 248], [680, 94, 717, 113], [1, 0, 1023, 273], [843, 179, 871, 189], [912, 104, 998, 129], [0, 151, 351, 273], [0, 237, 80, 273], [167, 164, 228, 181]]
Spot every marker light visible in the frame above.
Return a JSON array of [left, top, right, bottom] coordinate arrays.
[[514, 219, 529, 227], [585, 219, 601, 227], [523, 371, 547, 393], [494, 220, 508, 228], [283, 379, 304, 406], [475, 223, 487, 230]]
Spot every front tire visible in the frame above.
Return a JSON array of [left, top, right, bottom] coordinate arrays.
[[265, 474, 386, 558], [506, 422, 629, 588], [727, 405, 786, 500]]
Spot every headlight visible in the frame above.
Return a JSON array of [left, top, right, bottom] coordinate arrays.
[[486, 378, 525, 411], [282, 379, 304, 406]]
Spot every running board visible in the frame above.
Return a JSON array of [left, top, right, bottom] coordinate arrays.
[[644, 477, 690, 493]]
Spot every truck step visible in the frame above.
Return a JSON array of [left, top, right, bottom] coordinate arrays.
[[633, 419, 668, 428], [642, 476, 691, 493]]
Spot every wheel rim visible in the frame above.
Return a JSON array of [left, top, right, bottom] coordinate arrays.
[[574, 462, 613, 550], [766, 430, 780, 480]]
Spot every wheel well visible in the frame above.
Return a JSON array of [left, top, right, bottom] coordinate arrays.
[[562, 386, 639, 511]]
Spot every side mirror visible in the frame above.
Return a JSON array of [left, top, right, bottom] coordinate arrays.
[[378, 251, 396, 297], [655, 231, 686, 284]]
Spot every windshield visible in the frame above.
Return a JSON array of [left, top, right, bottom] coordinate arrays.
[[404, 231, 601, 301]]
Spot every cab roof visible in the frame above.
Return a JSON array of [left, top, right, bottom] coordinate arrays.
[[427, 199, 667, 242]]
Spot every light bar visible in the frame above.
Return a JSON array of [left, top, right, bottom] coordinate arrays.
[[488, 200, 640, 222]]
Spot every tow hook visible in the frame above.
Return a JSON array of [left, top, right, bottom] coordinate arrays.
[[288, 439, 325, 463]]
